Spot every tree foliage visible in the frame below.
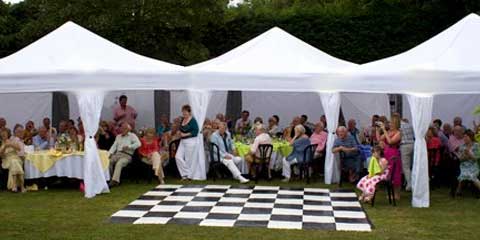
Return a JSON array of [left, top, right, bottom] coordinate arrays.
[[0, 0, 479, 65]]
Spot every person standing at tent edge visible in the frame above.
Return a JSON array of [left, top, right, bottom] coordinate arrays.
[[113, 95, 138, 135], [175, 105, 199, 181]]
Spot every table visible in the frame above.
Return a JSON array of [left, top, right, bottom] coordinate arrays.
[[233, 140, 293, 171], [24, 150, 110, 180]]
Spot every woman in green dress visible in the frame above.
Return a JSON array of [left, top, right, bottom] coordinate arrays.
[[0, 129, 25, 193], [456, 130, 480, 195]]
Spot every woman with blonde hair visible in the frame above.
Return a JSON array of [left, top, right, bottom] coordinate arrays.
[[0, 129, 25, 192], [376, 115, 403, 201], [139, 128, 168, 184], [282, 124, 311, 182]]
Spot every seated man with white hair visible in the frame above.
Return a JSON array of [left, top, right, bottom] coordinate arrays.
[[333, 126, 361, 183], [108, 122, 141, 187], [210, 122, 249, 183]]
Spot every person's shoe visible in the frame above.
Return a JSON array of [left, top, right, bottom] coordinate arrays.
[[159, 179, 165, 185], [108, 180, 119, 188], [180, 177, 189, 182], [281, 178, 290, 183], [239, 176, 250, 184], [405, 186, 412, 192]]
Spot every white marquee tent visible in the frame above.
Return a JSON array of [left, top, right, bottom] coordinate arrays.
[[0, 22, 188, 198], [189, 27, 389, 186], [343, 13, 480, 207], [1, 14, 479, 208]]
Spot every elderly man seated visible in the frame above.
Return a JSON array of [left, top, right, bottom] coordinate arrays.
[[210, 122, 249, 183], [108, 123, 141, 187], [333, 126, 361, 183], [245, 124, 272, 178], [32, 127, 52, 150]]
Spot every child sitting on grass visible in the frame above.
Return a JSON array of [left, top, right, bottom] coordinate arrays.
[[357, 145, 389, 203]]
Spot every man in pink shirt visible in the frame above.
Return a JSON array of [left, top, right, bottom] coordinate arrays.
[[310, 122, 328, 158], [113, 95, 138, 135]]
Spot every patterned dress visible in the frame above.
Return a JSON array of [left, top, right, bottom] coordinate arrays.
[[1, 145, 24, 190], [457, 143, 480, 182], [357, 157, 389, 197]]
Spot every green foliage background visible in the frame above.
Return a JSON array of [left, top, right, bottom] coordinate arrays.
[[1, 0, 480, 65]]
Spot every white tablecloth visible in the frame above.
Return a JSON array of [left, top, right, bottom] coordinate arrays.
[[24, 155, 110, 180]]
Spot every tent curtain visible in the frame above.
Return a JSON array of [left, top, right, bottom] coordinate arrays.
[[406, 94, 433, 208], [319, 92, 341, 184], [187, 90, 212, 180], [74, 90, 109, 198]]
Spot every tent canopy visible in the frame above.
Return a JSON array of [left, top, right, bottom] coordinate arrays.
[[0, 22, 185, 93], [189, 27, 356, 92], [344, 13, 480, 94]]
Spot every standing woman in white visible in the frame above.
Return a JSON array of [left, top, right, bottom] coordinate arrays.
[[175, 105, 199, 181]]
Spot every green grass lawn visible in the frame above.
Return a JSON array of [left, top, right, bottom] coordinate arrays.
[[0, 179, 479, 240]]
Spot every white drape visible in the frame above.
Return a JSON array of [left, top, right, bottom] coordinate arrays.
[[319, 92, 341, 184], [74, 90, 110, 198], [406, 94, 433, 208], [187, 90, 212, 180]]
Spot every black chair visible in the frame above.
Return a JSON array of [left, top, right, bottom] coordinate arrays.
[[130, 149, 155, 183], [338, 151, 347, 187], [0, 160, 7, 190], [298, 144, 318, 184], [252, 144, 273, 184], [164, 139, 181, 177], [208, 142, 231, 181], [371, 156, 400, 207]]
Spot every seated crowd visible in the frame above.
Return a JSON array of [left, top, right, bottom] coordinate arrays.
[[1, 95, 479, 204]]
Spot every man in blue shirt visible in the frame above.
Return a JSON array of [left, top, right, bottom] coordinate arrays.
[[32, 127, 51, 150], [333, 126, 361, 183]]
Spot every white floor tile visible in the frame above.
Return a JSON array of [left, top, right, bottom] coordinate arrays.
[[130, 200, 161, 206], [244, 202, 274, 209], [174, 212, 209, 219], [134, 217, 171, 224], [210, 206, 243, 214], [271, 208, 303, 216], [112, 210, 147, 218], [334, 211, 366, 219], [163, 196, 194, 202], [335, 223, 372, 232], [238, 214, 271, 221], [274, 198, 303, 205], [303, 215, 336, 223], [150, 205, 184, 212], [268, 221, 302, 230], [200, 219, 236, 227]]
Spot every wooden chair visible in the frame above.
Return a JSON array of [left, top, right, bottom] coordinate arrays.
[[252, 144, 273, 183], [371, 156, 400, 207]]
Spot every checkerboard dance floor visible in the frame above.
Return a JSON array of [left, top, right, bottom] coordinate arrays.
[[110, 184, 373, 232]]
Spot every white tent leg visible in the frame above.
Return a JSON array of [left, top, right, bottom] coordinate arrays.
[[319, 92, 341, 184], [186, 89, 212, 180], [73, 90, 110, 198], [406, 94, 433, 207]]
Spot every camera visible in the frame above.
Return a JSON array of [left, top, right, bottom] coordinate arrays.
[[375, 121, 383, 127]]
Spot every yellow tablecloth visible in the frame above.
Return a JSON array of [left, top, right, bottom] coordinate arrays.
[[233, 141, 293, 158], [25, 150, 110, 173]]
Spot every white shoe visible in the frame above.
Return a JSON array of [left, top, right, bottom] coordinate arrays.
[[239, 176, 250, 184], [281, 178, 290, 183]]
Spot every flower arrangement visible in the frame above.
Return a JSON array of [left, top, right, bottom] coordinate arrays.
[[56, 134, 72, 153]]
